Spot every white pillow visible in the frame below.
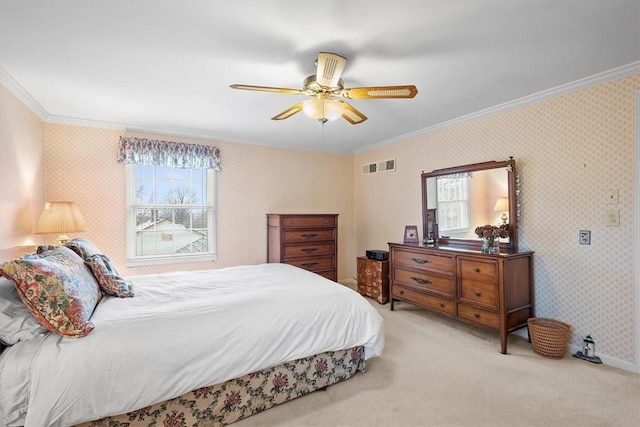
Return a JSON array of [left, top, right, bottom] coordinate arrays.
[[0, 277, 47, 345]]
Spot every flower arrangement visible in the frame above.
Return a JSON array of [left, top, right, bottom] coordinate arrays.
[[474, 224, 509, 240]]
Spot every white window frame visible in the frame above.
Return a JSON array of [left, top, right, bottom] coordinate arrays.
[[436, 176, 470, 235], [125, 164, 216, 267]]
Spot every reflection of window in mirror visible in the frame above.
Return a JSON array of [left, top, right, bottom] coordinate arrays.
[[422, 158, 516, 250], [436, 173, 471, 236]]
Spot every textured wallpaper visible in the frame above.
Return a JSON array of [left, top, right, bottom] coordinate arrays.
[[354, 75, 639, 367], [43, 127, 355, 279], [0, 86, 45, 250], [1, 73, 638, 369]]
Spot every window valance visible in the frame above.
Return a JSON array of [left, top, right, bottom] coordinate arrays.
[[117, 136, 221, 170]]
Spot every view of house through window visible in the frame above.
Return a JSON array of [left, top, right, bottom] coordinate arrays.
[[127, 164, 215, 265], [436, 175, 470, 234]]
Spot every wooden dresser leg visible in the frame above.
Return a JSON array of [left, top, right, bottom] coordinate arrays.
[[390, 298, 395, 311], [500, 330, 508, 354]]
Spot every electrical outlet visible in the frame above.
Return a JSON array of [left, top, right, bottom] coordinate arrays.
[[579, 230, 591, 245], [605, 209, 620, 226]]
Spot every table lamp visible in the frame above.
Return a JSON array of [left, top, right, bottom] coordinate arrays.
[[493, 197, 509, 225], [35, 201, 87, 244]]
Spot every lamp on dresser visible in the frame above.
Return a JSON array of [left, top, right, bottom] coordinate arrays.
[[35, 201, 87, 244], [494, 197, 509, 225]]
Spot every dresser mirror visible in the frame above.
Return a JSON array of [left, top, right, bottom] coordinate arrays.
[[421, 158, 518, 251]]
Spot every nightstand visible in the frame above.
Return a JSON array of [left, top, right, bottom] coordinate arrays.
[[356, 256, 389, 304]]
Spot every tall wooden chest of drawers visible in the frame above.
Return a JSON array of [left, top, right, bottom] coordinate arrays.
[[267, 214, 338, 281], [388, 242, 534, 354], [357, 256, 389, 304]]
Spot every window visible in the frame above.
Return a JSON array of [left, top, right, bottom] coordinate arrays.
[[436, 175, 470, 234], [126, 164, 216, 266], [117, 136, 220, 266]]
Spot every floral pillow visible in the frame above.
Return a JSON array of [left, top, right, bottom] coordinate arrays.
[[65, 237, 103, 259], [0, 277, 48, 345], [85, 254, 134, 298], [0, 246, 102, 337]]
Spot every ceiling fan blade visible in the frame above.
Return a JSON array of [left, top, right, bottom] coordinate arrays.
[[271, 103, 304, 120], [316, 52, 347, 88], [342, 85, 418, 99], [342, 102, 368, 125], [230, 84, 305, 95]]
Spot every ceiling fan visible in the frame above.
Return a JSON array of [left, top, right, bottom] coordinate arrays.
[[230, 52, 418, 125]]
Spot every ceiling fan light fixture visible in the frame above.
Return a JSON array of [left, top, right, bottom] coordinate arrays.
[[302, 98, 345, 123], [231, 52, 417, 125]]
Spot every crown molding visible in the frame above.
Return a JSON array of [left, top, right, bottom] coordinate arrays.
[[124, 125, 338, 153], [3, 62, 638, 155], [0, 66, 48, 120], [46, 114, 126, 130], [355, 61, 640, 154], [0, 66, 324, 150]]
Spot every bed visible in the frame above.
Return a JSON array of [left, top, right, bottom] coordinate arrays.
[[0, 241, 384, 427]]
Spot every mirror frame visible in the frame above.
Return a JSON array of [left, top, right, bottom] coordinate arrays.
[[421, 157, 518, 252]]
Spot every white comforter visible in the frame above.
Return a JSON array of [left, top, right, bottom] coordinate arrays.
[[0, 263, 384, 427]]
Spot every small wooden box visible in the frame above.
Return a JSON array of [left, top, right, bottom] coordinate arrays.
[[357, 256, 389, 304]]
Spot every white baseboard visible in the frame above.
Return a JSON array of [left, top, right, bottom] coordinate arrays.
[[339, 278, 356, 286], [513, 329, 637, 373]]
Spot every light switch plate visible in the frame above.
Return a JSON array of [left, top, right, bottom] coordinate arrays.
[[605, 209, 620, 226]]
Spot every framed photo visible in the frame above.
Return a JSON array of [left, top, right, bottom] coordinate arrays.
[[403, 225, 419, 243], [426, 209, 436, 236]]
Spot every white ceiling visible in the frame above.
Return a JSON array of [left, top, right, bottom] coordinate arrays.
[[1, 1, 639, 154]]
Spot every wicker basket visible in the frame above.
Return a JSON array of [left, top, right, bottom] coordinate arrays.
[[527, 318, 571, 359]]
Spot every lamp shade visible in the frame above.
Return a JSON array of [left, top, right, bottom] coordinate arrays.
[[303, 98, 345, 123], [35, 201, 86, 243], [493, 197, 509, 212]]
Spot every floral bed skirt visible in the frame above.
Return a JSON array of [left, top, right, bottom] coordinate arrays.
[[76, 346, 366, 427]]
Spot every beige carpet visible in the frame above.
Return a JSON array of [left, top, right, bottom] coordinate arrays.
[[236, 296, 640, 427]]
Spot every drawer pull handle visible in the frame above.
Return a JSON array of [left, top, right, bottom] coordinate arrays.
[[473, 313, 480, 319], [474, 291, 481, 297], [301, 262, 318, 268], [411, 277, 431, 285], [301, 233, 318, 238], [301, 248, 318, 253], [399, 290, 404, 295], [411, 257, 431, 264], [473, 268, 481, 273], [439, 303, 445, 308]]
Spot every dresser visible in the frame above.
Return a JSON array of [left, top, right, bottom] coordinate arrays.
[[356, 256, 389, 304], [267, 214, 338, 281], [388, 242, 534, 354]]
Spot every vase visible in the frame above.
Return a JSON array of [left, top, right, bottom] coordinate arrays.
[[481, 237, 500, 254]]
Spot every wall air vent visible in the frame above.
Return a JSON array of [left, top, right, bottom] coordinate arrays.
[[362, 158, 395, 175]]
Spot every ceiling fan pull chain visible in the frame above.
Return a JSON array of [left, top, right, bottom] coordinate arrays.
[[322, 100, 325, 139]]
